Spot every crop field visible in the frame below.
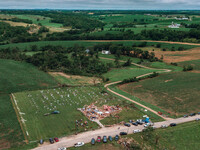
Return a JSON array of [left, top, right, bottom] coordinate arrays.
[[118, 72, 200, 116], [125, 121, 200, 150], [152, 47, 200, 63]]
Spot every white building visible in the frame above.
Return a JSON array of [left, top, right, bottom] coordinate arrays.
[[102, 50, 111, 55], [168, 22, 181, 28]]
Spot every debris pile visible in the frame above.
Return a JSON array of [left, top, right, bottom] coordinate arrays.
[[78, 103, 122, 120]]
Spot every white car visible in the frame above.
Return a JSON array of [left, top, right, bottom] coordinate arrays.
[[195, 118, 200, 121], [74, 142, 84, 147], [161, 124, 168, 128], [133, 129, 141, 133], [58, 147, 66, 150]]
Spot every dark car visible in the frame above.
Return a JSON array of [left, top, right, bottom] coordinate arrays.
[[183, 115, 188, 118], [108, 136, 112, 141], [132, 122, 138, 126], [97, 136, 101, 143], [115, 135, 119, 141], [103, 136, 107, 143], [190, 113, 196, 116], [124, 123, 131, 127], [39, 139, 44, 144], [49, 138, 54, 144], [170, 123, 177, 127], [120, 132, 127, 135], [198, 112, 200, 115], [54, 137, 59, 142], [91, 138, 95, 145]]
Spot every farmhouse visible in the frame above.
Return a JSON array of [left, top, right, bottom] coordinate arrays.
[[168, 22, 181, 28], [102, 50, 111, 54]]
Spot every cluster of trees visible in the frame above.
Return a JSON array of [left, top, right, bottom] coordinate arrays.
[[0, 45, 112, 76], [183, 65, 193, 71], [8, 18, 33, 24], [121, 72, 159, 84], [0, 22, 39, 43]]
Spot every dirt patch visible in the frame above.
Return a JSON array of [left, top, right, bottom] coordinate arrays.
[[49, 72, 102, 85], [165, 79, 173, 82], [151, 47, 200, 63], [40, 83, 49, 87], [0, 139, 10, 150], [190, 70, 200, 73]]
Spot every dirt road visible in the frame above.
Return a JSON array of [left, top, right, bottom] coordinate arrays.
[[33, 115, 199, 150], [101, 57, 171, 120]]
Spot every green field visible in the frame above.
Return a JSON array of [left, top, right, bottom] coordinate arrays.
[[118, 72, 200, 116], [13, 86, 153, 141], [125, 121, 200, 150], [0, 40, 198, 51], [103, 67, 159, 82], [12, 14, 63, 28], [0, 59, 58, 149], [178, 59, 200, 70]]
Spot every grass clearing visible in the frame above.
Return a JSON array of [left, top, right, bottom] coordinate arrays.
[[49, 72, 102, 86], [118, 72, 200, 116], [178, 59, 200, 70]]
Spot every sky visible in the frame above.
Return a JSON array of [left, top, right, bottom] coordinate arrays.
[[0, 0, 200, 9]]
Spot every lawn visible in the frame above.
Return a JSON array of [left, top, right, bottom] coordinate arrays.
[[0, 59, 58, 149], [118, 72, 200, 116]]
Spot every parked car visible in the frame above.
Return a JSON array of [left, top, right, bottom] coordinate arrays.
[[39, 139, 44, 144], [170, 123, 176, 127], [74, 142, 84, 147], [108, 136, 112, 141], [103, 136, 107, 143], [161, 124, 168, 128], [198, 112, 200, 115], [129, 120, 133, 123], [97, 136, 101, 143], [190, 113, 196, 116], [133, 129, 141, 133], [124, 123, 131, 127], [195, 118, 200, 121], [132, 122, 138, 126], [49, 138, 54, 144], [91, 138, 95, 145], [120, 132, 127, 135], [57, 148, 66, 150], [183, 115, 188, 118], [54, 137, 59, 142], [136, 119, 143, 125], [115, 135, 119, 141]]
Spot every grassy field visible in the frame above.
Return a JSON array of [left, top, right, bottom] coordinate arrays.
[[0, 40, 198, 51], [118, 72, 200, 116], [103, 67, 159, 82], [178, 59, 200, 70], [13, 86, 152, 141], [0, 59, 58, 149], [125, 121, 200, 150], [49, 72, 102, 86]]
